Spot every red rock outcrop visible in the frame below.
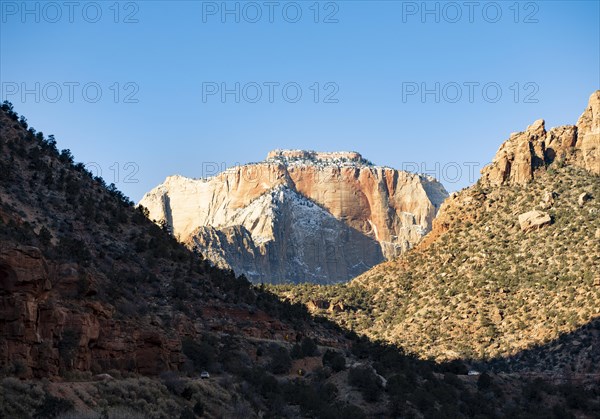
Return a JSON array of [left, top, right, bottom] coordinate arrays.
[[0, 245, 185, 378], [481, 90, 600, 186], [576, 90, 600, 173]]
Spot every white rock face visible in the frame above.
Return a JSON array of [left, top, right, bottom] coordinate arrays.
[[188, 185, 384, 283], [139, 150, 448, 283]]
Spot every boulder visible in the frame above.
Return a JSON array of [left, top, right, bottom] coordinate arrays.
[[518, 210, 552, 232], [93, 373, 114, 381], [306, 299, 330, 311], [540, 191, 557, 210], [578, 192, 592, 206], [329, 302, 345, 313]]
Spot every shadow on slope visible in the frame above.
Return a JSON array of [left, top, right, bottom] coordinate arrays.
[[476, 316, 600, 376]]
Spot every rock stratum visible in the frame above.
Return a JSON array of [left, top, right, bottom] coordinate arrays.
[[139, 150, 448, 284]]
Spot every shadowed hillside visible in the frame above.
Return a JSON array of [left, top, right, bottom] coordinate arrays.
[[482, 316, 600, 375]]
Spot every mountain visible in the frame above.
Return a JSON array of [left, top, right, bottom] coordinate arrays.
[[140, 150, 447, 284], [2, 99, 600, 417], [274, 91, 600, 371]]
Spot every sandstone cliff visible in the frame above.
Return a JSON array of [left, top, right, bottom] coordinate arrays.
[[480, 91, 600, 186], [0, 245, 184, 377], [139, 150, 448, 283]]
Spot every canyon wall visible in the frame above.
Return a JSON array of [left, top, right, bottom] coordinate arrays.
[[140, 150, 448, 283]]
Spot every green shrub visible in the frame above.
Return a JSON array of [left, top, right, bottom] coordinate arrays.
[[322, 349, 346, 372], [182, 337, 217, 372], [193, 401, 204, 416], [301, 337, 318, 357], [477, 372, 492, 391], [34, 395, 74, 418], [348, 367, 383, 402], [58, 329, 81, 368], [269, 345, 292, 375]]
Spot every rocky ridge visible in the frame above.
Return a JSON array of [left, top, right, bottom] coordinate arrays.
[[480, 91, 599, 186]]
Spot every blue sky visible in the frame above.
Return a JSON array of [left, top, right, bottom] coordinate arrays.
[[1, 1, 599, 201]]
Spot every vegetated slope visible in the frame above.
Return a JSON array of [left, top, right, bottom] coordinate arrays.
[[139, 149, 447, 284], [2, 100, 600, 418], [353, 165, 599, 363], [0, 102, 380, 417], [274, 91, 600, 373]]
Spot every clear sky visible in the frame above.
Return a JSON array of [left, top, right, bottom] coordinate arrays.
[[1, 1, 599, 201]]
